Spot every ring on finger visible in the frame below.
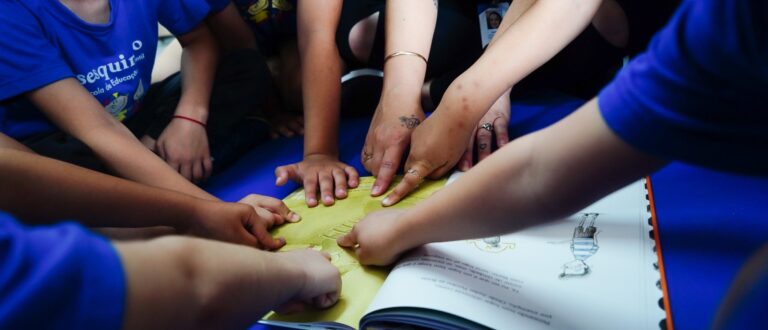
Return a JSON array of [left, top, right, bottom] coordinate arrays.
[[480, 123, 493, 132]]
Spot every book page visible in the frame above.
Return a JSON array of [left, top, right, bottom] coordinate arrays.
[[264, 176, 448, 328], [364, 180, 665, 329]]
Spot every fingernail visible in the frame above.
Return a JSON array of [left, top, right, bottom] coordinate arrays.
[[308, 198, 317, 206], [336, 188, 346, 197], [324, 196, 334, 204], [372, 185, 381, 195], [289, 212, 301, 222], [275, 178, 280, 185], [382, 197, 392, 206]]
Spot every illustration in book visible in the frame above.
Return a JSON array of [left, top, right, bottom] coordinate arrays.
[[560, 213, 600, 279]]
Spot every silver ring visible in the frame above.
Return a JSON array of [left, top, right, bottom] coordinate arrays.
[[480, 123, 493, 132]]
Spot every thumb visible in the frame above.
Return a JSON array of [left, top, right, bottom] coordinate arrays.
[[337, 228, 358, 249], [274, 167, 289, 186], [275, 164, 300, 186], [312, 292, 340, 309], [252, 224, 286, 251]]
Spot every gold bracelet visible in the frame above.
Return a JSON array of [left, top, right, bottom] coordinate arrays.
[[384, 50, 428, 64]]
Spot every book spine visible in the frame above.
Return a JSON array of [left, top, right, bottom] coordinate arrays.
[[645, 177, 674, 330]]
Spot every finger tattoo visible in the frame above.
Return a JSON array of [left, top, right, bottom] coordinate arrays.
[[479, 143, 488, 150], [399, 115, 421, 129]]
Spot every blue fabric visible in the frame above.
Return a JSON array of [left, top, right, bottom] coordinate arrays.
[[651, 164, 768, 329], [598, 0, 768, 175], [207, 0, 230, 13], [0, 0, 213, 139], [0, 212, 125, 330]]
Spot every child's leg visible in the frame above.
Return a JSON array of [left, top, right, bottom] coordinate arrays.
[[275, 40, 303, 114]]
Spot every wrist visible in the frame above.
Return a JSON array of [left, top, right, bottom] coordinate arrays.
[[380, 84, 423, 107], [304, 149, 338, 159], [389, 209, 425, 253], [382, 54, 428, 96], [442, 78, 488, 122], [378, 88, 424, 118], [175, 101, 209, 123], [304, 131, 339, 158], [181, 198, 216, 231], [275, 251, 312, 300]]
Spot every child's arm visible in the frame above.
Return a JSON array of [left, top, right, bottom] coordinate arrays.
[[116, 238, 340, 329], [155, 23, 218, 183], [274, 0, 361, 207], [383, 0, 606, 205], [459, 0, 534, 171], [26, 78, 218, 200], [363, 0, 437, 197], [0, 147, 289, 249], [338, 99, 668, 265], [0, 133, 33, 153]]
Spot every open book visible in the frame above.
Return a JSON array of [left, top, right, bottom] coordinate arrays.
[[263, 173, 670, 329]]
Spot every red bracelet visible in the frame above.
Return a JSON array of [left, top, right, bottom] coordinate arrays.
[[172, 115, 207, 127]]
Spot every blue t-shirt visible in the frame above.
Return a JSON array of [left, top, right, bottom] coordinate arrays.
[[0, 212, 125, 329], [0, 0, 214, 140], [598, 0, 768, 175]]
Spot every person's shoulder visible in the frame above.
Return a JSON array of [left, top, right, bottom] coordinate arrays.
[[0, 0, 46, 24], [0, 0, 43, 12], [155, 0, 212, 36], [0, 212, 126, 330]]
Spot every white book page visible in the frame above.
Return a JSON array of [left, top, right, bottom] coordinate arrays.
[[365, 180, 664, 329]]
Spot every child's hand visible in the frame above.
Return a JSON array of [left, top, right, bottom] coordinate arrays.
[[156, 117, 213, 183], [337, 209, 411, 266], [185, 200, 287, 250], [237, 194, 302, 224], [276, 249, 342, 313], [274, 155, 360, 207]]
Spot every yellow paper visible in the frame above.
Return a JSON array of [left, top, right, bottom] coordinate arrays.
[[264, 176, 447, 328]]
